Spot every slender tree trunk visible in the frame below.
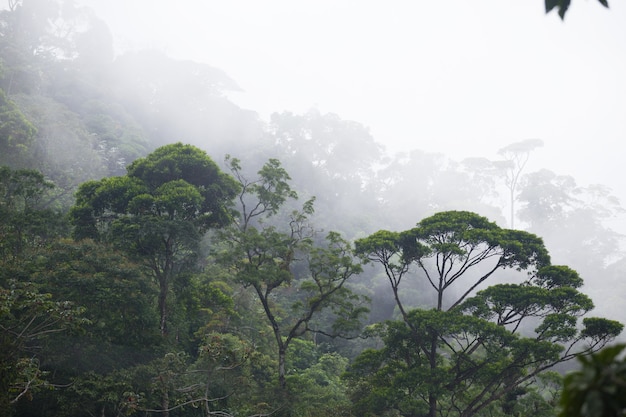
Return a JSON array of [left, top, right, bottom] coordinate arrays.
[[158, 276, 168, 336], [161, 389, 169, 417], [278, 346, 287, 389], [430, 284, 444, 417], [428, 335, 438, 417], [255, 284, 289, 390], [157, 239, 174, 336], [437, 286, 444, 311], [510, 186, 515, 229]]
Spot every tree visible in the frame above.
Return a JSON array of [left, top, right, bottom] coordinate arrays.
[[269, 109, 384, 236], [0, 168, 86, 416], [0, 280, 85, 415], [351, 211, 622, 417], [285, 347, 353, 417], [216, 156, 367, 390], [517, 169, 624, 275], [269, 109, 382, 185], [70, 143, 239, 336], [32, 239, 160, 352], [0, 89, 37, 167], [0, 167, 62, 263], [496, 139, 543, 229]]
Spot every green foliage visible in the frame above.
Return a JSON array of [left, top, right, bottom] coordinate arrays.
[[0, 167, 64, 263], [73, 143, 239, 240], [534, 264, 584, 289], [560, 344, 626, 417], [0, 90, 36, 166], [31, 239, 159, 349], [286, 352, 353, 417], [0, 167, 54, 210], [356, 211, 551, 316], [581, 318, 624, 342], [127, 143, 240, 228], [0, 279, 86, 412], [351, 211, 622, 417], [54, 335, 263, 417], [56, 370, 138, 417], [70, 143, 239, 336], [175, 269, 236, 338], [218, 157, 366, 391]]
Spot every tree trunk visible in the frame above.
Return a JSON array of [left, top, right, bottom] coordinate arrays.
[[278, 346, 287, 389], [161, 389, 169, 417], [428, 334, 438, 417], [157, 239, 174, 337], [158, 275, 168, 336], [255, 284, 289, 390]]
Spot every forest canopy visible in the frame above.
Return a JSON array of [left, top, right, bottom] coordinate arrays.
[[0, 2, 624, 417]]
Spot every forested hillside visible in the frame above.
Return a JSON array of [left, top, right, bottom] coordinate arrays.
[[1, 2, 625, 416]]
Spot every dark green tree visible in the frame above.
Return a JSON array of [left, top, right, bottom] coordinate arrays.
[[0, 280, 85, 416], [0, 167, 63, 263], [0, 166, 80, 415], [70, 143, 239, 336], [9, 238, 162, 417], [351, 211, 622, 417], [285, 346, 353, 417], [32, 239, 160, 352]]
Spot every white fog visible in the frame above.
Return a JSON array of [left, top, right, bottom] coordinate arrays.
[[82, 0, 626, 231]]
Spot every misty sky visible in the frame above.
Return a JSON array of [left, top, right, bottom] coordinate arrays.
[[82, 0, 626, 227]]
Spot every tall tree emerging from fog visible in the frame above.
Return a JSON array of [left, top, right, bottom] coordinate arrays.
[[70, 143, 239, 336], [496, 139, 543, 229], [349, 211, 622, 417], [215, 156, 367, 390], [518, 169, 624, 273], [268, 109, 384, 234]]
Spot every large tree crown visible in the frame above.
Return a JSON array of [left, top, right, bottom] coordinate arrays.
[[70, 143, 240, 240], [357, 211, 550, 271]]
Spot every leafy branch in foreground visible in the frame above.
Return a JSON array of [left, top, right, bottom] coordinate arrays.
[[546, 0, 609, 20]]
